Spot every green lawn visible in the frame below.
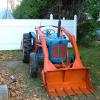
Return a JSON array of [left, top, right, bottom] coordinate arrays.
[[0, 46, 100, 99], [0, 47, 100, 88], [79, 46, 100, 89]]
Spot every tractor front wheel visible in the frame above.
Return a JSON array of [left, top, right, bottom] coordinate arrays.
[[29, 52, 38, 78]]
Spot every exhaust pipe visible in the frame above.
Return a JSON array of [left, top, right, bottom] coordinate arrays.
[[57, 20, 61, 37]]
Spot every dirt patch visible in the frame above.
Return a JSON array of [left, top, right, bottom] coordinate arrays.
[[0, 50, 22, 61], [0, 61, 99, 100], [0, 61, 48, 100]]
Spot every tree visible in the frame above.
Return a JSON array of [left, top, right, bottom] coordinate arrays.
[[13, 0, 100, 21], [85, 0, 100, 20], [77, 0, 100, 47], [13, 0, 48, 19], [13, 0, 85, 19]]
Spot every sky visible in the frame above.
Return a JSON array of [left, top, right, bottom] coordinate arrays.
[[0, 0, 21, 12], [0, 0, 7, 11]]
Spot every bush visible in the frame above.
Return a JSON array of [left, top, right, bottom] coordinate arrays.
[[77, 20, 97, 47]]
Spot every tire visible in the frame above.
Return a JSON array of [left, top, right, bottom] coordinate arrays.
[[22, 33, 32, 63], [29, 52, 38, 78]]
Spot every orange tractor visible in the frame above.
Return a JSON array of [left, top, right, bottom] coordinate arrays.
[[22, 21, 95, 99]]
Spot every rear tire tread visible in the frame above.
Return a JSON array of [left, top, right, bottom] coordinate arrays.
[[22, 33, 32, 63]]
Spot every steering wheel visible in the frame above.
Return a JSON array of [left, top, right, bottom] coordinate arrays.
[[43, 29, 55, 35], [47, 29, 55, 35]]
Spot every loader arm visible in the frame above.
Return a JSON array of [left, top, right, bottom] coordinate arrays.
[[37, 26, 83, 69], [36, 28, 56, 72], [61, 27, 84, 69]]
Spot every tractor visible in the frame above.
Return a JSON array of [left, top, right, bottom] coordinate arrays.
[[22, 20, 95, 99]]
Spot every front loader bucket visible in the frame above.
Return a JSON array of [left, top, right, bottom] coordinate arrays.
[[43, 68, 94, 97]]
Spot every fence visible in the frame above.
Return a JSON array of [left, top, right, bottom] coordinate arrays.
[[0, 15, 77, 50]]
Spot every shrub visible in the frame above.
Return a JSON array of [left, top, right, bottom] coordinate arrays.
[[77, 20, 97, 47]]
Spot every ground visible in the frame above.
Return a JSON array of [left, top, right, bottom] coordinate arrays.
[[0, 46, 100, 100]]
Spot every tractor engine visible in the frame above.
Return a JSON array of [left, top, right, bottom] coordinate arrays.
[[46, 37, 68, 64]]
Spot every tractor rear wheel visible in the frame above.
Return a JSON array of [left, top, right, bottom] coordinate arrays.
[[22, 33, 32, 63], [29, 52, 38, 78]]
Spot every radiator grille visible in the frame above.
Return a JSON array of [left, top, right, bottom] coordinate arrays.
[[52, 44, 59, 58], [52, 44, 66, 59], [60, 44, 66, 58]]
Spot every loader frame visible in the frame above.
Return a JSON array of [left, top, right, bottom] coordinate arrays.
[[33, 26, 94, 97]]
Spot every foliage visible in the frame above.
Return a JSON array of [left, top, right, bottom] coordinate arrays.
[[77, 20, 97, 47], [13, 0, 86, 19], [13, 0, 100, 20], [85, 0, 100, 20], [77, 0, 100, 47], [13, 0, 48, 19]]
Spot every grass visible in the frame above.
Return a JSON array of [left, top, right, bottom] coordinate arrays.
[[79, 46, 100, 89], [0, 46, 100, 99], [68, 45, 100, 90], [11, 68, 17, 75], [0, 50, 22, 61], [0, 47, 100, 88]]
